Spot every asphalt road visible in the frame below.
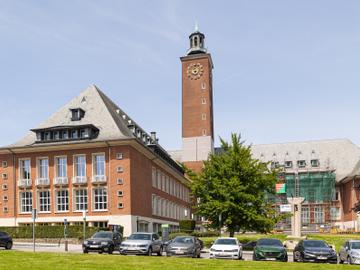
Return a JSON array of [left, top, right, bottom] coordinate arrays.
[[12, 242, 294, 262]]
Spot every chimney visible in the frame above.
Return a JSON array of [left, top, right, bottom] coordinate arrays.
[[150, 132, 157, 143]]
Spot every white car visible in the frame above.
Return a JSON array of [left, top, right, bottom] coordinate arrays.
[[339, 240, 360, 264], [209, 237, 242, 259]]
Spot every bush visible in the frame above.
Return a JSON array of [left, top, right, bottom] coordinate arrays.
[[191, 231, 220, 238], [0, 225, 103, 240], [179, 220, 196, 232]]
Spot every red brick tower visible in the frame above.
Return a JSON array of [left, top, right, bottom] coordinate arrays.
[[180, 25, 214, 173]]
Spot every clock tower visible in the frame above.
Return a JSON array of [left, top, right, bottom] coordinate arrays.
[[180, 25, 214, 172]]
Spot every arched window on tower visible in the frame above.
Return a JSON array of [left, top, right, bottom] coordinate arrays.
[[194, 36, 198, 47]]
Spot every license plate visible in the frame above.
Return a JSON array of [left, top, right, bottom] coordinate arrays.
[[90, 245, 98, 248], [317, 256, 327, 260], [266, 258, 276, 261], [175, 250, 184, 254]]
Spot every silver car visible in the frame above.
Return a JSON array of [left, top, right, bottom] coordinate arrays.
[[165, 236, 202, 258], [339, 240, 360, 264], [120, 232, 163, 256]]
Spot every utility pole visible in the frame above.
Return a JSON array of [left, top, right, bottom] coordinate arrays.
[[32, 208, 37, 252], [82, 210, 86, 241], [64, 218, 68, 252]]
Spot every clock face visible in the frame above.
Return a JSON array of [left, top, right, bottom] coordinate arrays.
[[187, 63, 204, 80]]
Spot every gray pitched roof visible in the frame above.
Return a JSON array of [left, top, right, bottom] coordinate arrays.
[[5, 85, 144, 147], [251, 139, 360, 182]]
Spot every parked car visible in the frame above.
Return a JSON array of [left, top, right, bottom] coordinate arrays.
[[209, 237, 243, 260], [0, 231, 12, 250], [82, 231, 122, 254], [120, 232, 163, 256], [339, 240, 360, 264], [253, 238, 287, 262], [165, 236, 202, 257], [241, 240, 257, 251], [293, 239, 337, 264]]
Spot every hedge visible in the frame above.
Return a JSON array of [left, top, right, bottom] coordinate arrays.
[[169, 230, 220, 239], [179, 220, 196, 232], [0, 226, 101, 240]]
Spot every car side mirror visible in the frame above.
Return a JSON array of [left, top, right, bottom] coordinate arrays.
[[329, 245, 333, 249], [283, 244, 286, 248]]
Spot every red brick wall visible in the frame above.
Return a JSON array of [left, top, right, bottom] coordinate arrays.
[[182, 54, 214, 139]]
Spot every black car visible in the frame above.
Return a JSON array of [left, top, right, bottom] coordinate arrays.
[[83, 231, 122, 254], [0, 231, 12, 250], [293, 239, 337, 263]]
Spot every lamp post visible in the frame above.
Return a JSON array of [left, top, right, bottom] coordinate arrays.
[[82, 210, 86, 241]]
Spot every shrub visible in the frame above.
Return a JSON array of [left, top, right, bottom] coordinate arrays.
[[179, 220, 196, 232]]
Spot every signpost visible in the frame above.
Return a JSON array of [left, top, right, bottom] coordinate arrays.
[[32, 209, 37, 252], [161, 224, 169, 242], [64, 218, 68, 252], [82, 210, 86, 242]]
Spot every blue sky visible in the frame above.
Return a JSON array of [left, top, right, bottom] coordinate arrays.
[[1, 1, 360, 150]]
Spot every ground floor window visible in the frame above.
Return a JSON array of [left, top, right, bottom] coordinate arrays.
[[74, 189, 88, 211], [93, 188, 107, 210], [330, 207, 340, 221], [314, 206, 324, 223], [20, 192, 32, 213], [56, 190, 69, 212], [301, 206, 310, 224], [93, 221, 108, 228], [38, 190, 51, 212]]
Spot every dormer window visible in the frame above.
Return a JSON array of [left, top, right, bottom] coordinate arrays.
[[70, 108, 85, 121]]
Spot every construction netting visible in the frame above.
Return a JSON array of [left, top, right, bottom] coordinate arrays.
[[285, 172, 336, 203]]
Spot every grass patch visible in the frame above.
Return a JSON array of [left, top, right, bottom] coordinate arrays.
[[0, 251, 354, 270]]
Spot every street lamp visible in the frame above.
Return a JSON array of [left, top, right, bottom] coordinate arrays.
[[82, 210, 86, 241]]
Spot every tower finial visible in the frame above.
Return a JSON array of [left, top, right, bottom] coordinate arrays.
[[194, 21, 199, 32]]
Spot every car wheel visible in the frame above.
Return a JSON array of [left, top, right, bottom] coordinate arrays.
[[283, 255, 288, 262], [147, 247, 152, 256], [157, 246, 162, 256], [83, 248, 89, 254], [5, 242, 12, 250], [197, 250, 201, 258], [99, 250, 103, 254], [252, 253, 257, 261], [108, 246, 114, 254]]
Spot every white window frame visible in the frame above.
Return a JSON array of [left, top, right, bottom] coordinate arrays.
[[19, 158, 31, 180], [56, 189, 69, 212], [116, 153, 123, 160], [117, 190, 123, 197], [117, 178, 124, 185], [93, 187, 108, 211], [73, 154, 86, 178], [55, 156, 67, 178], [38, 190, 51, 213], [20, 191, 32, 213], [92, 153, 106, 178], [74, 188, 88, 212], [37, 157, 49, 180], [2, 161, 8, 168], [314, 206, 324, 223]]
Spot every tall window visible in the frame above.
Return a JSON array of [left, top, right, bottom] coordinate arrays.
[[56, 190, 69, 212], [74, 155, 86, 177], [152, 167, 156, 187], [93, 188, 107, 210], [314, 207, 324, 223], [20, 191, 32, 213], [38, 190, 50, 212], [301, 206, 310, 224], [20, 159, 31, 180], [38, 158, 49, 179], [93, 154, 105, 176], [75, 189, 88, 211], [55, 157, 67, 178]]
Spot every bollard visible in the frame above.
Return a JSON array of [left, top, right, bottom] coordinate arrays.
[[65, 240, 68, 252]]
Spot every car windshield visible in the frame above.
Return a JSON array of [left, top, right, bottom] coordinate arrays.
[[92, 232, 112, 239], [303, 240, 328, 248], [214, 239, 237, 245], [257, 239, 282, 247], [128, 234, 151, 240], [173, 237, 194, 244], [350, 242, 360, 249]]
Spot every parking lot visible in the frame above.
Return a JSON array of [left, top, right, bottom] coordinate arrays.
[[12, 242, 294, 262]]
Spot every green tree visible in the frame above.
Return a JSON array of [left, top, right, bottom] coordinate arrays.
[[189, 133, 283, 237]]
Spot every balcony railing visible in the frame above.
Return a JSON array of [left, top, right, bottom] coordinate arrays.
[[18, 179, 32, 188], [54, 177, 68, 185], [72, 176, 87, 185], [36, 178, 50, 186], [92, 175, 107, 183]]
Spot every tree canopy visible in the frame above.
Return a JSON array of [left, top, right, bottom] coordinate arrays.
[[189, 133, 282, 236]]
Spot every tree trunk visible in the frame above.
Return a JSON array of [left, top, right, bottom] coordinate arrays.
[[229, 229, 235, 237]]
